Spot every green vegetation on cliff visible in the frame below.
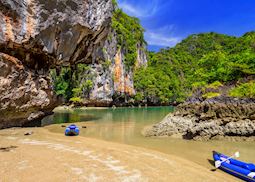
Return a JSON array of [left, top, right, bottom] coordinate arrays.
[[50, 64, 94, 102], [134, 32, 255, 103], [51, 8, 146, 103], [112, 9, 146, 70], [51, 0, 255, 104], [134, 52, 185, 103]]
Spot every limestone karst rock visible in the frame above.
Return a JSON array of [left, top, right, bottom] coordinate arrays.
[[0, 0, 113, 128], [145, 97, 255, 140]]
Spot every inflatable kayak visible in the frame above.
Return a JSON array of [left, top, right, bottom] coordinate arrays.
[[65, 124, 79, 136], [213, 151, 255, 182]]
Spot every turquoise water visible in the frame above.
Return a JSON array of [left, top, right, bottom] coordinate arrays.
[[43, 107, 173, 125], [43, 107, 173, 143], [44, 107, 255, 169]]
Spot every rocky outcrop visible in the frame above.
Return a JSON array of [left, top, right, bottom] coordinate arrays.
[[0, 53, 55, 128], [145, 96, 255, 140], [0, 0, 113, 128]]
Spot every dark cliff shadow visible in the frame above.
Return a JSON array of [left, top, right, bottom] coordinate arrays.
[[0, 145, 18, 152]]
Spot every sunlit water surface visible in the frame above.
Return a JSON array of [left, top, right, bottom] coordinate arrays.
[[43, 107, 255, 169]]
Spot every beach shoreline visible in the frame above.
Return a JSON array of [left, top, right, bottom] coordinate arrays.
[[0, 127, 238, 182]]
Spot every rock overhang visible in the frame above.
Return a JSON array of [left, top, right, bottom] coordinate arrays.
[[0, 0, 114, 128], [0, 0, 113, 67]]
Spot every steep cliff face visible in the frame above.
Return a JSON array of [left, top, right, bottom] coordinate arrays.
[[85, 31, 147, 106], [0, 0, 113, 128], [48, 8, 147, 107], [0, 0, 113, 65]]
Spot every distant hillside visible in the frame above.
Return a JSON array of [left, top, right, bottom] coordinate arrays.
[[134, 32, 255, 104]]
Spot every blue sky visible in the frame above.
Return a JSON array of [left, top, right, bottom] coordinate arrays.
[[118, 0, 255, 51]]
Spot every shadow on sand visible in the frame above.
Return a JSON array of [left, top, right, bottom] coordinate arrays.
[[208, 159, 217, 171], [0, 145, 18, 152]]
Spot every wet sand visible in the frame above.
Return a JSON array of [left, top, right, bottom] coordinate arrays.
[[47, 121, 255, 173], [0, 127, 238, 182]]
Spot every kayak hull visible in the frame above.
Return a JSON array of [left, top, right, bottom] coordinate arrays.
[[213, 151, 255, 182], [65, 125, 79, 136]]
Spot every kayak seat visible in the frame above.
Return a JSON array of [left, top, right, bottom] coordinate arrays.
[[246, 164, 255, 172]]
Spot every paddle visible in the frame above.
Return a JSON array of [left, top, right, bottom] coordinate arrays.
[[215, 151, 240, 168]]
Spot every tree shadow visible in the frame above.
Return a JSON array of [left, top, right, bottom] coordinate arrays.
[[0, 145, 18, 152]]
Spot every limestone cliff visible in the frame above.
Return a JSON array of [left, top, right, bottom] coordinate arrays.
[[80, 31, 147, 106], [0, 0, 113, 128], [48, 8, 147, 107]]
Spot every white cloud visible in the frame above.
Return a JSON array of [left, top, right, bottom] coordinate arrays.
[[117, 1, 181, 47], [145, 25, 182, 47], [145, 32, 180, 47], [118, 0, 159, 18]]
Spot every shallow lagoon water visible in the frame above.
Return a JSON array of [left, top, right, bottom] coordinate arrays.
[[44, 107, 255, 169]]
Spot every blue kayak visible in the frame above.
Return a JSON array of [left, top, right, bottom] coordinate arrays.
[[213, 151, 255, 182], [65, 124, 79, 136]]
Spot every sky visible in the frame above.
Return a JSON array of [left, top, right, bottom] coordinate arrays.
[[118, 0, 255, 51]]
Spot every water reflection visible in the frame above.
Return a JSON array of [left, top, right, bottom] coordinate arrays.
[[44, 107, 173, 142], [42, 111, 102, 126]]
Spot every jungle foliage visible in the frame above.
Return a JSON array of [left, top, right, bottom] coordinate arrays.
[[51, 1, 255, 104], [134, 32, 255, 103], [50, 64, 95, 102], [112, 8, 146, 70]]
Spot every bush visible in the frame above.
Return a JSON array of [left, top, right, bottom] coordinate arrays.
[[50, 63, 95, 102], [202, 92, 220, 99], [134, 92, 144, 102], [69, 97, 82, 103], [102, 60, 111, 70], [206, 81, 223, 89], [229, 81, 255, 98], [192, 81, 207, 89], [50, 68, 73, 100]]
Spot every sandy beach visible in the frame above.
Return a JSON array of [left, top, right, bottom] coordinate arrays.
[[0, 127, 238, 182]]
